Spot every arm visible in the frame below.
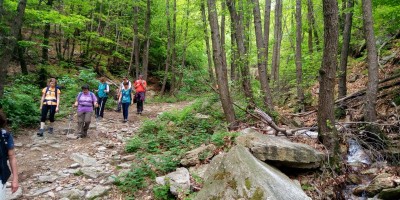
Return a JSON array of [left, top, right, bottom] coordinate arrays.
[[40, 90, 45, 110], [118, 91, 122, 102], [8, 149, 19, 193], [56, 89, 60, 112], [131, 90, 134, 104]]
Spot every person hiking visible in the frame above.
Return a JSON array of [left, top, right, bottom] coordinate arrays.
[[95, 77, 109, 119], [0, 110, 19, 198], [115, 76, 131, 112], [118, 81, 133, 122], [73, 84, 98, 138], [134, 74, 147, 115], [38, 78, 61, 136]]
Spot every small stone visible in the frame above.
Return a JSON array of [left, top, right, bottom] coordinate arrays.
[[70, 163, 80, 168]]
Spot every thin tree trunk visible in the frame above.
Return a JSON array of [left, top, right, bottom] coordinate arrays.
[[252, 0, 273, 108], [18, 29, 28, 74], [362, 0, 378, 122], [295, 0, 304, 111], [128, 36, 135, 77], [227, 0, 255, 107], [0, 0, 4, 19], [318, 0, 339, 161], [161, 0, 172, 95], [271, 0, 283, 88], [307, 0, 313, 53], [170, 0, 177, 94], [230, 21, 237, 82], [220, 1, 227, 76], [338, 0, 354, 98], [263, 0, 271, 90], [207, 0, 236, 128], [174, 0, 191, 93], [42, 0, 53, 63], [133, 5, 140, 78], [201, 0, 215, 84], [142, 0, 151, 80], [307, 0, 320, 51], [0, 0, 27, 98]]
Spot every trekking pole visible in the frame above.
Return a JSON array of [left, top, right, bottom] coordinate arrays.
[[66, 107, 75, 137]]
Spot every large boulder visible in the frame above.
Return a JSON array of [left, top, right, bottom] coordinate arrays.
[[194, 145, 311, 200], [236, 128, 324, 169], [156, 168, 191, 196]]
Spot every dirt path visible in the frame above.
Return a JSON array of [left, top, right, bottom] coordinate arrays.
[[11, 101, 192, 200]]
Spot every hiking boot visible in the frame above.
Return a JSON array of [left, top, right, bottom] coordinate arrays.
[[123, 119, 127, 123], [48, 127, 54, 134], [37, 129, 44, 137]]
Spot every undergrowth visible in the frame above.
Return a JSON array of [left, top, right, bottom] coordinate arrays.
[[117, 94, 239, 198]]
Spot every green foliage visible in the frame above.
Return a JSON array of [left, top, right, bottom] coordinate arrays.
[[211, 131, 239, 147], [0, 75, 41, 131], [153, 183, 175, 200]]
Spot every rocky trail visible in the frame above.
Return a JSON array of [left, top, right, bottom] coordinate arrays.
[[8, 101, 191, 200]]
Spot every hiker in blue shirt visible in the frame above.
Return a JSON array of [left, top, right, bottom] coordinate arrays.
[[0, 110, 19, 198], [95, 77, 109, 119], [118, 81, 133, 122]]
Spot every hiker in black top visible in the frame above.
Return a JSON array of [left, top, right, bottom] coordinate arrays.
[[38, 78, 61, 136], [0, 110, 19, 198]]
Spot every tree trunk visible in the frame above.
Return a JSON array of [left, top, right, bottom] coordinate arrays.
[[362, 0, 378, 122], [0, 0, 4, 19], [0, 0, 27, 98], [128, 36, 135, 77], [271, 0, 283, 88], [133, 5, 140, 78], [338, 0, 354, 99], [226, 0, 255, 107], [201, 0, 215, 84], [170, 0, 177, 94], [295, 0, 305, 111], [42, 0, 53, 63], [230, 16, 237, 82], [207, 0, 236, 128], [252, 0, 273, 109], [142, 0, 151, 80], [263, 0, 271, 91], [307, 0, 320, 51], [318, 0, 339, 161], [161, 0, 172, 95], [307, 0, 313, 53], [18, 29, 28, 74]]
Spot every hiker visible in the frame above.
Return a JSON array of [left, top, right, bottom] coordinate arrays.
[[0, 110, 19, 198], [115, 77, 131, 112], [73, 84, 98, 138], [118, 81, 133, 122], [38, 78, 61, 136], [134, 74, 147, 115], [95, 77, 109, 119]]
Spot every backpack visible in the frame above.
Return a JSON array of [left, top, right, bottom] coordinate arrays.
[[44, 86, 60, 103], [0, 129, 11, 184], [77, 92, 96, 107]]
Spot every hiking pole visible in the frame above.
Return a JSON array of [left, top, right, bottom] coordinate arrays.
[[66, 107, 75, 137]]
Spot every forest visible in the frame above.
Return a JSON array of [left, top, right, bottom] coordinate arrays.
[[1, 0, 400, 199]]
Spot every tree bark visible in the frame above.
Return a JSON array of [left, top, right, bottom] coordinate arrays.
[[271, 0, 283, 88], [338, 0, 354, 99], [307, 0, 313, 53], [0, 0, 27, 98], [226, 0, 255, 107], [318, 0, 339, 161], [362, 0, 379, 122], [252, 0, 273, 109], [201, 0, 215, 84], [142, 0, 151, 80], [295, 0, 305, 111], [230, 16, 237, 82], [207, 0, 236, 127]]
